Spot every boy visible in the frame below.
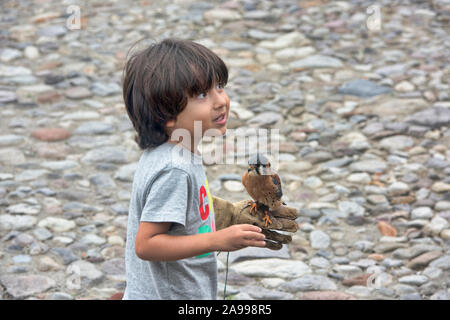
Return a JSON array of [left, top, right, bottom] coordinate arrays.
[[121, 38, 298, 300]]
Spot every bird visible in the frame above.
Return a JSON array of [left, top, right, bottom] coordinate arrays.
[[241, 153, 285, 227]]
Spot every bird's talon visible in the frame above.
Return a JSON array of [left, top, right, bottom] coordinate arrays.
[[263, 211, 272, 227], [248, 201, 258, 216]]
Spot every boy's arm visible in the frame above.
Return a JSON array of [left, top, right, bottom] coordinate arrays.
[[135, 221, 265, 261]]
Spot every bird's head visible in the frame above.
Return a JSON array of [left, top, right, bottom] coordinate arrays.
[[248, 153, 271, 176]]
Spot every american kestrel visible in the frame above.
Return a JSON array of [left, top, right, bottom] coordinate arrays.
[[241, 153, 285, 227]]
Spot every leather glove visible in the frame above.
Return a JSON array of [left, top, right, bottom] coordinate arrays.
[[212, 196, 299, 250]]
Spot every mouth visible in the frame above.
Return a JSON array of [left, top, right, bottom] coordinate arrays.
[[213, 112, 227, 125]]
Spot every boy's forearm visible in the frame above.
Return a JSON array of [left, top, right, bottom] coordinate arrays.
[[136, 232, 218, 261]]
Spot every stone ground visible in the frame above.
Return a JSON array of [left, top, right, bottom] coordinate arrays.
[[0, 0, 449, 300]]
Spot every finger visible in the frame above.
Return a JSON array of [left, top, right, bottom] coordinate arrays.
[[245, 240, 266, 248], [270, 206, 299, 220], [262, 229, 292, 244], [264, 218, 299, 232], [240, 224, 263, 233], [243, 231, 266, 241]]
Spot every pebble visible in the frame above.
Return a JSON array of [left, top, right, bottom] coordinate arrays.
[[398, 275, 429, 286], [411, 207, 433, 219], [0, 275, 55, 298], [310, 230, 331, 249], [281, 275, 337, 292], [31, 128, 71, 142], [338, 79, 393, 98], [290, 55, 343, 69], [231, 258, 311, 279], [223, 180, 245, 192]]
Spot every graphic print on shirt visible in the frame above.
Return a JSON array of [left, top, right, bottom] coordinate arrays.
[[196, 177, 215, 258]]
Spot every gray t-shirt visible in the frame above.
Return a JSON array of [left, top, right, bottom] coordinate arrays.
[[123, 142, 217, 300]]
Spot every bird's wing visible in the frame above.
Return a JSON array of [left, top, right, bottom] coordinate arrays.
[[271, 173, 283, 199], [242, 171, 249, 188]]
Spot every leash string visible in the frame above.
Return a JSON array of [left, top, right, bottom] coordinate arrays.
[[217, 251, 230, 300]]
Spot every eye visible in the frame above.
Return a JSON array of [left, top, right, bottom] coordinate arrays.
[[216, 83, 225, 90], [197, 92, 207, 99]]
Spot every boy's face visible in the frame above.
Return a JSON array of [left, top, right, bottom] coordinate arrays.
[[166, 82, 230, 146]]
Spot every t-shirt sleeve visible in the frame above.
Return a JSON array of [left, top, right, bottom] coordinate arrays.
[[140, 168, 190, 227]]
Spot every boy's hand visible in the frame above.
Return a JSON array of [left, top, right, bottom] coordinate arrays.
[[212, 224, 266, 252], [213, 196, 299, 250]]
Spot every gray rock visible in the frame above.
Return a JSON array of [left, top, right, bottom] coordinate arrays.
[[0, 90, 17, 103], [398, 275, 429, 286], [0, 134, 24, 147], [38, 217, 76, 233], [349, 160, 387, 173], [429, 255, 450, 270], [290, 55, 343, 69], [50, 248, 78, 265], [80, 234, 106, 245], [0, 215, 37, 231], [38, 25, 67, 37], [0, 275, 56, 298], [227, 246, 290, 264], [110, 202, 129, 215], [240, 285, 294, 300], [47, 292, 74, 300], [114, 162, 138, 182], [101, 258, 125, 276], [406, 107, 450, 128], [90, 82, 121, 96], [81, 146, 136, 164], [231, 258, 311, 279], [67, 260, 104, 285], [40, 160, 79, 171], [89, 173, 116, 189], [281, 274, 337, 292], [338, 79, 392, 97], [15, 169, 49, 182], [6, 203, 40, 215], [411, 207, 433, 219], [310, 230, 331, 249], [380, 135, 414, 151], [247, 112, 282, 126], [74, 122, 115, 135]]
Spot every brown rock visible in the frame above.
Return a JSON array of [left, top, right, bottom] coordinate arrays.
[[368, 254, 385, 261], [301, 291, 356, 300], [390, 196, 415, 204], [36, 91, 62, 104], [407, 250, 443, 270], [378, 221, 397, 237], [109, 292, 124, 300], [31, 142, 70, 159], [342, 273, 373, 287], [31, 128, 71, 142], [64, 86, 92, 99]]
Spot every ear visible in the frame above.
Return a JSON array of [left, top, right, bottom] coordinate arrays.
[[166, 118, 176, 128]]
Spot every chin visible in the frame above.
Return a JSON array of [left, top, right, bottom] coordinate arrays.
[[219, 126, 227, 135], [204, 124, 227, 137]]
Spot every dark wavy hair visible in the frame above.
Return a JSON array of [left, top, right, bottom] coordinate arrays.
[[122, 38, 228, 150]]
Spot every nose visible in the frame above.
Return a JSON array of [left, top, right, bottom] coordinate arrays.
[[212, 87, 228, 110]]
